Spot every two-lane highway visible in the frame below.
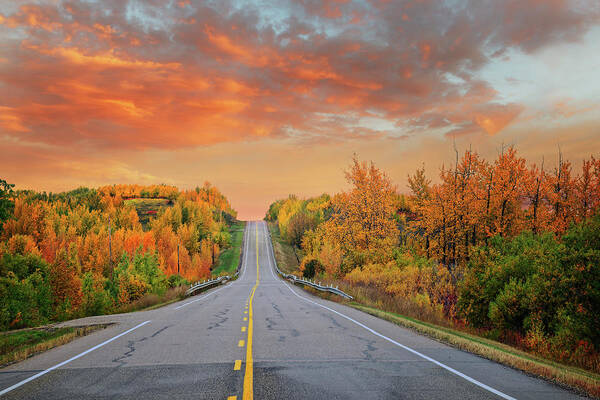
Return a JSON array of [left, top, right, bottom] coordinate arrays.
[[0, 221, 588, 399]]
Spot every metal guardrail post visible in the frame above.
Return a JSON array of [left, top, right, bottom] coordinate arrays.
[[185, 223, 248, 297]]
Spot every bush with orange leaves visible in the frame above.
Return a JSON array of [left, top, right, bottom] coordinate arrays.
[[345, 250, 457, 321]]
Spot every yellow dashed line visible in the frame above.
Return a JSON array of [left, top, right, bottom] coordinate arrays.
[[242, 223, 260, 400], [238, 340, 245, 347], [241, 326, 246, 332], [234, 360, 242, 370], [228, 396, 237, 400], [243, 317, 247, 321]]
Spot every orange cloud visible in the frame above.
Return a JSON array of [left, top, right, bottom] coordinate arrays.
[[551, 99, 600, 118], [473, 104, 524, 135], [1, 5, 61, 31], [204, 25, 253, 61], [0, 0, 596, 154], [0, 107, 29, 132], [25, 44, 181, 70]]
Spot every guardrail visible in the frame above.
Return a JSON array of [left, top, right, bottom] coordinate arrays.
[[185, 275, 230, 296], [265, 227, 353, 300], [287, 275, 353, 299], [185, 224, 246, 297]]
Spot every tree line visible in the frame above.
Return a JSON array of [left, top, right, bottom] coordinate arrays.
[[0, 182, 237, 331], [265, 149, 600, 372]]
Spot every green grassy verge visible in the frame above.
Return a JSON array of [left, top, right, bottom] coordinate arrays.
[[349, 303, 600, 398], [124, 198, 172, 228], [267, 222, 301, 275], [212, 221, 246, 276], [0, 325, 107, 367], [115, 286, 188, 313]]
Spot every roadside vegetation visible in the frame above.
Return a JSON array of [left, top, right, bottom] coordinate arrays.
[[265, 149, 600, 396], [0, 324, 106, 366], [212, 221, 246, 276], [0, 182, 237, 332], [267, 222, 302, 275], [123, 198, 172, 229]]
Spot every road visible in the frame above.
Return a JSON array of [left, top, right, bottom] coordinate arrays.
[[0, 221, 588, 399]]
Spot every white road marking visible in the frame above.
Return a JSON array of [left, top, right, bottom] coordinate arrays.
[[262, 222, 278, 281], [283, 283, 517, 400], [238, 221, 251, 281], [174, 284, 230, 310], [0, 320, 151, 396], [260, 222, 517, 400]]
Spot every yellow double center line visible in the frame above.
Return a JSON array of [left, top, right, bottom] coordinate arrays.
[[243, 223, 260, 400]]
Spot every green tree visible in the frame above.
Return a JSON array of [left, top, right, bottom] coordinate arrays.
[[560, 214, 600, 346], [81, 272, 112, 316], [0, 179, 15, 227], [0, 253, 52, 330]]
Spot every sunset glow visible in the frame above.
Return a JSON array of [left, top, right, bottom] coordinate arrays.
[[1, 0, 599, 219]]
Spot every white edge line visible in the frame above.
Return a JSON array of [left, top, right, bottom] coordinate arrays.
[[239, 221, 250, 281], [283, 284, 517, 400], [0, 320, 151, 396], [263, 222, 277, 281], [262, 224, 517, 400]]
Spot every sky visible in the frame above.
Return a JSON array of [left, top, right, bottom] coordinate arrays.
[[1, 0, 599, 220]]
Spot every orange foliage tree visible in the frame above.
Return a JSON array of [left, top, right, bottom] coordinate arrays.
[[302, 156, 398, 276], [409, 147, 600, 271], [1, 182, 237, 326]]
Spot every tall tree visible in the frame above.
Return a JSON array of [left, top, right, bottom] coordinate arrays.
[[0, 179, 15, 226], [325, 155, 399, 271]]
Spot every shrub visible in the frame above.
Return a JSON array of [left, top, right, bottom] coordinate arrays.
[[167, 274, 188, 288], [81, 272, 112, 316], [111, 249, 167, 306], [458, 215, 600, 368], [0, 253, 52, 330], [302, 258, 321, 279]]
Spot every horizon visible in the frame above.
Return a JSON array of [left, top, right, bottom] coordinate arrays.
[[6, 144, 595, 221], [1, 0, 600, 220]]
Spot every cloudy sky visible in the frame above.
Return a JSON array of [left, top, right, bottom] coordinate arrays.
[[1, 0, 599, 219]]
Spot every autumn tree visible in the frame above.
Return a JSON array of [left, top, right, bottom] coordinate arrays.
[[407, 165, 430, 206], [50, 246, 83, 316], [573, 156, 600, 223], [0, 179, 15, 229], [324, 155, 399, 271], [550, 151, 576, 233], [523, 160, 553, 234]]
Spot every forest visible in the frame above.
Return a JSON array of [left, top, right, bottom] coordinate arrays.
[[266, 148, 600, 373], [0, 181, 237, 331]]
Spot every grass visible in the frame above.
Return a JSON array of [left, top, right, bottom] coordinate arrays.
[[115, 286, 188, 313], [212, 221, 246, 276], [267, 222, 301, 275], [124, 198, 172, 228], [0, 325, 107, 367]]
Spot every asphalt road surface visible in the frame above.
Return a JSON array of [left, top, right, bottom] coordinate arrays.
[[0, 221, 589, 399]]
